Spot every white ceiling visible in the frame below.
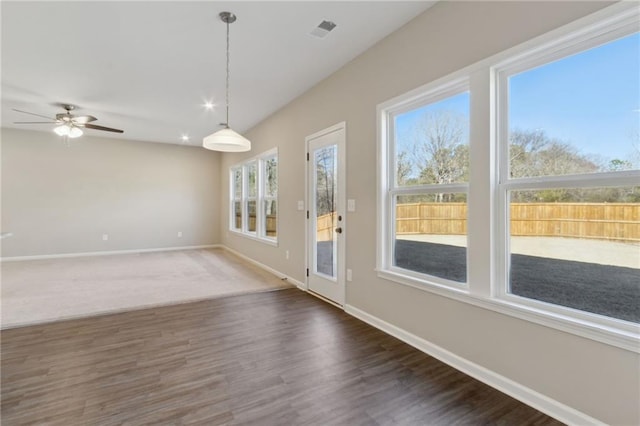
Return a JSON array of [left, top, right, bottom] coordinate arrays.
[[1, 1, 434, 146]]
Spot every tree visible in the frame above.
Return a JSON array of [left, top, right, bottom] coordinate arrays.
[[507, 129, 640, 203], [264, 158, 277, 216], [265, 158, 278, 196], [396, 151, 413, 186], [392, 110, 470, 202], [608, 158, 633, 172], [412, 111, 468, 186], [315, 146, 336, 216], [509, 129, 599, 179]]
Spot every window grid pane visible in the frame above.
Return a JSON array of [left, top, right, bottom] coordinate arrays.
[[264, 198, 277, 238], [507, 32, 639, 179], [507, 187, 640, 323], [233, 168, 242, 199], [393, 193, 468, 284], [393, 91, 470, 188], [265, 157, 278, 198], [247, 162, 257, 198]]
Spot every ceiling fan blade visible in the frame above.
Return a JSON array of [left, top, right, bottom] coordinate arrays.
[[83, 123, 124, 133], [72, 115, 97, 124], [13, 121, 56, 124], [12, 109, 54, 120]]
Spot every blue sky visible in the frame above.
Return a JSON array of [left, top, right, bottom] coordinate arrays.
[[395, 92, 469, 152], [396, 32, 639, 164], [509, 32, 639, 162]]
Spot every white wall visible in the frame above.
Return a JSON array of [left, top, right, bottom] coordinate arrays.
[[220, 1, 639, 424], [1, 128, 220, 257]]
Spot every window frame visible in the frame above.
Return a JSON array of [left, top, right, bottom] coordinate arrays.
[[260, 153, 278, 241], [494, 11, 640, 335], [376, 2, 640, 352], [380, 78, 471, 290], [230, 166, 243, 232], [229, 148, 278, 246], [244, 160, 258, 235]]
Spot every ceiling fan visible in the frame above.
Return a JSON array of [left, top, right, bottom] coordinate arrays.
[[12, 104, 124, 138]]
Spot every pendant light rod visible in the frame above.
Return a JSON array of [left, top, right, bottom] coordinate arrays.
[[203, 11, 250, 152], [220, 11, 236, 129]]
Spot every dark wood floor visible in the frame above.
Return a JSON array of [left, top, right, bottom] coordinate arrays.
[[1, 288, 562, 425]]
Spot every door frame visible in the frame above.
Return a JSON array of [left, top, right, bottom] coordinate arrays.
[[305, 121, 346, 307]]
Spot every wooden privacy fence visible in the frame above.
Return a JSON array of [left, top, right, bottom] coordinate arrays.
[[314, 203, 640, 242], [393, 202, 640, 242], [234, 214, 277, 236], [316, 212, 337, 242], [509, 203, 639, 242]]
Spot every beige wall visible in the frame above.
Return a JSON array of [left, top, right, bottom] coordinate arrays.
[[1, 128, 220, 257], [220, 1, 639, 424]]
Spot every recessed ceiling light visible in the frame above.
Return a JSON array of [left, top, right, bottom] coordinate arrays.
[[181, 135, 190, 142], [204, 101, 214, 110]]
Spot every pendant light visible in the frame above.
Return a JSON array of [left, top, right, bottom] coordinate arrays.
[[203, 12, 251, 152]]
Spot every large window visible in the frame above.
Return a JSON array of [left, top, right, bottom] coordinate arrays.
[[230, 148, 278, 244], [262, 155, 278, 239], [246, 161, 257, 233], [384, 81, 470, 287], [378, 4, 639, 350], [497, 30, 639, 323], [231, 167, 242, 231]]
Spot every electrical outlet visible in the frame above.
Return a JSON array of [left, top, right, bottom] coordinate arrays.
[[347, 269, 353, 281], [297, 200, 305, 211], [102, 234, 109, 241], [347, 199, 356, 212], [285, 250, 290, 260], [177, 231, 183, 238]]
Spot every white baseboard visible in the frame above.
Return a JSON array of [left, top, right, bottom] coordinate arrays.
[[345, 304, 604, 426], [0, 244, 221, 262], [221, 245, 306, 289]]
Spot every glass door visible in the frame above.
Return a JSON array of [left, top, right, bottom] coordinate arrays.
[[307, 123, 346, 305]]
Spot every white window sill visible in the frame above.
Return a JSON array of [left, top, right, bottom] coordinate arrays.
[[377, 268, 640, 353], [229, 229, 278, 247]]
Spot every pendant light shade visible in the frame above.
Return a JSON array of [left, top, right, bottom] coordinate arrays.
[[203, 11, 251, 152], [203, 128, 251, 152]]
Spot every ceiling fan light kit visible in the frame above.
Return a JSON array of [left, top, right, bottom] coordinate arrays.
[[203, 11, 251, 153], [12, 104, 123, 139], [54, 124, 83, 138]]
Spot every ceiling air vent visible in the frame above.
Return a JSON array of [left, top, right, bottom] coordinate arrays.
[[310, 20, 337, 39]]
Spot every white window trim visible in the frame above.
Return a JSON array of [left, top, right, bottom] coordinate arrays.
[[230, 167, 243, 232], [260, 153, 278, 242], [229, 148, 278, 246], [380, 77, 471, 290], [376, 2, 640, 352], [244, 160, 258, 236]]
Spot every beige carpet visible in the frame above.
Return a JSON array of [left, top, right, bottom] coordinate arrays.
[[1, 248, 294, 329]]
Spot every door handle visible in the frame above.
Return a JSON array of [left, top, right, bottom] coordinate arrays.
[[335, 227, 343, 234]]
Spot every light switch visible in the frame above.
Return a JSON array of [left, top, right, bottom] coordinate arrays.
[[297, 200, 305, 211], [347, 199, 356, 212]]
